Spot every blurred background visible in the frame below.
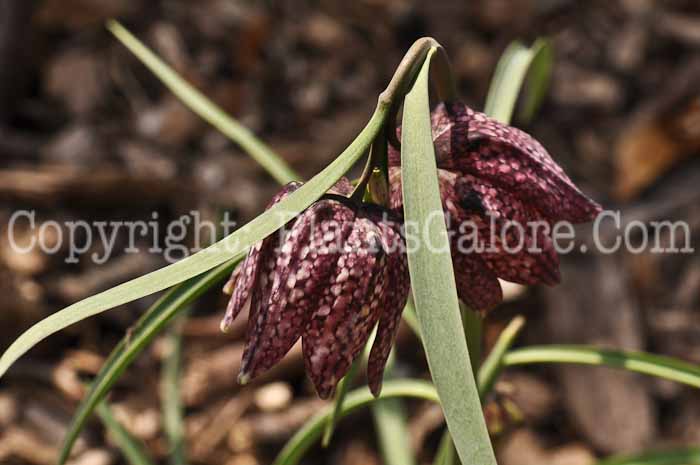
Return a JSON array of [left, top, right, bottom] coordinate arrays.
[[1, 0, 700, 464]]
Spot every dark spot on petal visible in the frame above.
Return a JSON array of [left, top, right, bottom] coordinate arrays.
[[459, 188, 486, 215]]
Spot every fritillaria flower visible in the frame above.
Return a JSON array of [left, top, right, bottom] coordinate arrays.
[[388, 101, 602, 312], [221, 178, 409, 398]]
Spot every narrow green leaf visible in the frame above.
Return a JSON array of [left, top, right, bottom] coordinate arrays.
[[372, 397, 415, 465], [0, 99, 388, 382], [503, 345, 700, 388], [596, 448, 700, 465], [461, 304, 482, 370], [518, 39, 553, 123], [57, 260, 238, 465], [401, 47, 496, 465], [371, 350, 416, 465], [484, 40, 551, 124], [161, 317, 188, 465], [96, 402, 155, 465], [478, 316, 526, 398], [272, 379, 438, 465], [107, 20, 298, 185], [322, 356, 361, 447], [433, 429, 457, 465]]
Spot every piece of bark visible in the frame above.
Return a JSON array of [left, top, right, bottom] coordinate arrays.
[[498, 428, 595, 465], [228, 398, 328, 444], [501, 372, 559, 425], [545, 255, 656, 453], [188, 394, 252, 461], [614, 61, 700, 200], [45, 50, 108, 117], [0, 167, 183, 207], [181, 341, 304, 406]]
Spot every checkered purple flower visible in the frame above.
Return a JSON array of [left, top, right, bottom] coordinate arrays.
[[388, 101, 602, 312], [221, 179, 409, 398]]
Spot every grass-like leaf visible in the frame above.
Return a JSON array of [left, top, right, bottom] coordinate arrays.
[[433, 429, 457, 465], [272, 380, 438, 465], [57, 260, 238, 465], [596, 448, 700, 465], [478, 316, 526, 398], [161, 317, 188, 465], [372, 396, 416, 465], [400, 47, 496, 465], [484, 39, 552, 124], [108, 20, 298, 185], [276, 341, 700, 465], [518, 39, 553, 123], [96, 402, 155, 465], [0, 94, 388, 381], [503, 345, 700, 388], [371, 349, 416, 465], [322, 356, 361, 446]]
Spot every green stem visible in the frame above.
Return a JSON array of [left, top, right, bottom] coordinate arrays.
[[478, 316, 526, 399], [273, 380, 438, 465], [461, 305, 482, 372], [351, 37, 441, 200], [161, 317, 188, 465], [502, 345, 700, 388]]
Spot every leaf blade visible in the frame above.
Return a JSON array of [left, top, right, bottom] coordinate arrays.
[[107, 20, 298, 185], [0, 99, 387, 381], [272, 380, 439, 465], [161, 316, 188, 465], [484, 40, 552, 124], [596, 448, 700, 465], [96, 402, 156, 465], [401, 47, 496, 465], [503, 345, 700, 388], [57, 260, 238, 465]]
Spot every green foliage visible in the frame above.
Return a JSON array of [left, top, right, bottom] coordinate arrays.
[[401, 47, 496, 465], [484, 39, 552, 124], [97, 403, 155, 465]]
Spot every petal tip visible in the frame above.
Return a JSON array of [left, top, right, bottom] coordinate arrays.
[[369, 380, 383, 398], [238, 371, 251, 385]]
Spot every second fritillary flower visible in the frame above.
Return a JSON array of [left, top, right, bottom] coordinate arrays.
[[388, 101, 602, 312], [221, 179, 409, 398]]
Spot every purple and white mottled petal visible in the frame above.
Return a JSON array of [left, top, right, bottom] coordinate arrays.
[[366, 213, 410, 396], [329, 176, 354, 196], [434, 102, 601, 222], [452, 252, 503, 312], [222, 261, 243, 295], [454, 174, 561, 286], [388, 167, 404, 214], [389, 166, 561, 287], [221, 182, 302, 332], [302, 217, 387, 399], [237, 200, 356, 382]]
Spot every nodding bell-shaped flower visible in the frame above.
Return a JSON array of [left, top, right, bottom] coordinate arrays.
[[221, 178, 409, 398], [388, 101, 602, 313]]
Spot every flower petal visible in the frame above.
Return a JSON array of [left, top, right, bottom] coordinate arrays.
[[435, 102, 601, 223], [453, 174, 561, 286], [366, 213, 410, 396], [238, 200, 356, 382], [221, 182, 301, 332], [329, 176, 354, 196], [390, 166, 561, 287], [302, 217, 386, 399], [452, 252, 503, 312]]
